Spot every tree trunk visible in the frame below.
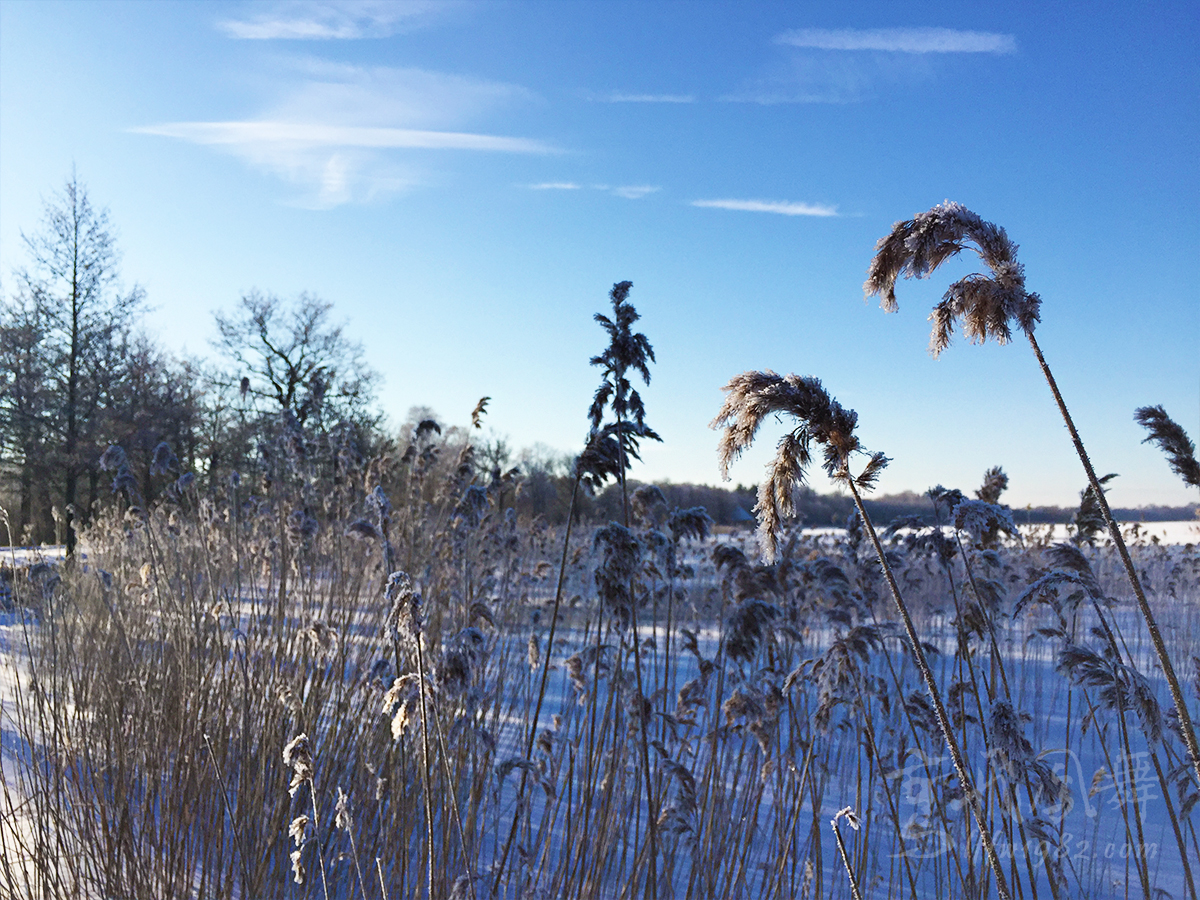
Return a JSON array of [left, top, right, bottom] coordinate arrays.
[[65, 215, 80, 555], [18, 456, 34, 543]]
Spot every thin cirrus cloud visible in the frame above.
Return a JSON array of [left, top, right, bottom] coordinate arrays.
[[725, 26, 1016, 105], [271, 60, 535, 131], [134, 121, 554, 154], [134, 62, 551, 207], [218, 1, 455, 40], [776, 27, 1016, 54], [612, 185, 660, 199], [691, 198, 838, 217], [524, 183, 660, 200], [600, 93, 697, 103]]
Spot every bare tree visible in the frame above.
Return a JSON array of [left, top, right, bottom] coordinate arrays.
[[9, 173, 143, 550], [0, 292, 55, 540], [103, 337, 205, 504], [213, 290, 378, 430]]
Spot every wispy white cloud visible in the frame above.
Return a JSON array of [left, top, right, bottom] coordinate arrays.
[[612, 185, 660, 199], [600, 93, 696, 103], [135, 62, 549, 206], [776, 27, 1016, 54], [134, 121, 554, 154], [523, 183, 660, 199], [721, 51, 884, 105], [719, 88, 858, 105], [692, 198, 838, 217], [274, 61, 535, 130], [727, 26, 1011, 104], [218, 0, 455, 40]]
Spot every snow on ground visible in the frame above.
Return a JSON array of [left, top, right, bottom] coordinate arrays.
[[0, 527, 1195, 898], [795, 520, 1200, 545], [0, 610, 39, 893]]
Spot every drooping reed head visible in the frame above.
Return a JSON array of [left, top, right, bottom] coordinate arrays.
[[667, 506, 713, 544], [150, 441, 179, 477], [282, 733, 314, 797], [631, 483, 668, 525], [384, 570, 423, 641], [1135, 405, 1200, 489], [711, 371, 887, 560], [593, 522, 642, 627], [470, 396, 490, 430], [865, 201, 1042, 356]]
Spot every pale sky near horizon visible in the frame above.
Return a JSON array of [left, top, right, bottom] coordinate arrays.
[[1, 1, 1196, 509]]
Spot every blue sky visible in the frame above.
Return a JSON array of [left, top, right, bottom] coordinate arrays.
[[2, 0, 1196, 509]]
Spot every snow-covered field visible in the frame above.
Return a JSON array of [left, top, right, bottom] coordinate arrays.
[[795, 519, 1200, 545], [1, 521, 1198, 899]]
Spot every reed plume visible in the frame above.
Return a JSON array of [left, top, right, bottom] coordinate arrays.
[[866, 200, 1200, 791], [493, 281, 662, 897], [1135, 405, 1200, 489], [865, 200, 1040, 356], [976, 465, 1009, 505], [282, 733, 330, 900], [712, 371, 884, 561], [712, 371, 1013, 899], [588, 280, 661, 897], [589, 281, 655, 438]]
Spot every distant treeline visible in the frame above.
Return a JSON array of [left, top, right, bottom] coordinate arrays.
[[580, 482, 1198, 529], [5, 177, 1193, 548]]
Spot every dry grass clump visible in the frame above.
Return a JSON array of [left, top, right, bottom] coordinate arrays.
[[714, 372, 1014, 899], [3, 454, 1199, 900]]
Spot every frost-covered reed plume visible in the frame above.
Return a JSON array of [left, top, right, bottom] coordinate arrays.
[[587, 280, 661, 897], [1135, 405, 1200, 489], [712, 371, 1013, 900], [493, 281, 662, 898], [712, 372, 884, 562], [866, 201, 1200, 791]]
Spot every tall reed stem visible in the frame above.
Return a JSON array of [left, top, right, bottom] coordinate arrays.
[[413, 635, 436, 899], [846, 477, 1012, 900], [1027, 331, 1200, 790], [492, 472, 584, 895], [614, 407, 659, 898], [831, 811, 865, 900]]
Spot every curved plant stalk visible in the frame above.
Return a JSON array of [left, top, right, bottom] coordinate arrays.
[[613, 407, 660, 900], [845, 477, 1011, 900], [377, 857, 390, 900], [499, 277, 662, 897], [712, 371, 1013, 900], [831, 808, 865, 900], [1029, 331, 1200, 789], [202, 731, 252, 893], [865, 201, 1200, 792]]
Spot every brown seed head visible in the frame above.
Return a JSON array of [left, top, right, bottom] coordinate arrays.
[[282, 733, 314, 796], [865, 201, 1042, 356], [712, 372, 884, 560]]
